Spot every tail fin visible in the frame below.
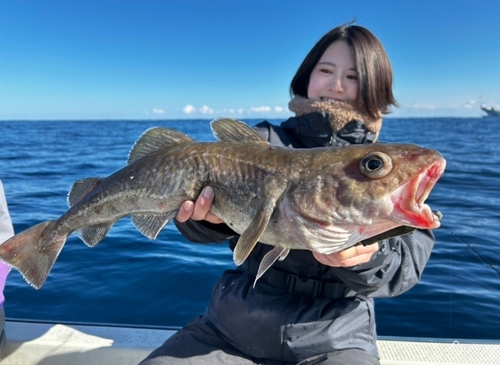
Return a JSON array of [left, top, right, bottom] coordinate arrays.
[[0, 221, 64, 289]]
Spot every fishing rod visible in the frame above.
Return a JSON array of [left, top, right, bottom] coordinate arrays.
[[452, 233, 500, 279], [357, 212, 500, 280]]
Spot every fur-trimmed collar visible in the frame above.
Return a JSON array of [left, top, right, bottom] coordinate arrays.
[[288, 96, 382, 134]]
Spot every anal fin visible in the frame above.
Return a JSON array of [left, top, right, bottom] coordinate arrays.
[[77, 223, 114, 247], [131, 211, 177, 240]]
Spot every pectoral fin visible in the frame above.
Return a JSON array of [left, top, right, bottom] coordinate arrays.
[[233, 175, 288, 267], [233, 202, 275, 266], [253, 247, 290, 287]]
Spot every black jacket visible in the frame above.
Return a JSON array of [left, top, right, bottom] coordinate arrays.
[[174, 113, 435, 362]]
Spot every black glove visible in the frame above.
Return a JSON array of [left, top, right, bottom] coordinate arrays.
[[331, 120, 377, 146]]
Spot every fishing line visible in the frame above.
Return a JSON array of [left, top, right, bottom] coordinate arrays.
[[452, 233, 500, 279]]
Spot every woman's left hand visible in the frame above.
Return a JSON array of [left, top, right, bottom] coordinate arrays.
[[312, 242, 379, 267]]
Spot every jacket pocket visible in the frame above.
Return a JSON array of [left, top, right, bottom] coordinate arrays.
[[205, 270, 291, 360], [281, 297, 378, 361]]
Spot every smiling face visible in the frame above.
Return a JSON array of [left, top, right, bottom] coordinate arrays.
[[307, 40, 358, 103]]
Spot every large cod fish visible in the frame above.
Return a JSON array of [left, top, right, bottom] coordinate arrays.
[[0, 118, 446, 289]]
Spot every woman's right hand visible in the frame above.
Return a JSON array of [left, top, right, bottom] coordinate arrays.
[[176, 186, 224, 224]]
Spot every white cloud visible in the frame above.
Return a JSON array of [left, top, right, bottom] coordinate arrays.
[[199, 105, 214, 114], [411, 104, 436, 110], [250, 106, 272, 113], [464, 100, 477, 109], [183, 105, 196, 114], [152, 108, 165, 115], [181, 104, 289, 117], [390, 100, 487, 117]]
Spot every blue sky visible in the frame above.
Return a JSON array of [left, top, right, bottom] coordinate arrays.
[[1, 0, 499, 120]]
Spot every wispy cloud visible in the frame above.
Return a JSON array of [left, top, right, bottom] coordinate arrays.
[[392, 100, 486, 117], [145, 108, 166, 116], [411, 104, 437, 110], [199, 105, 215, 114], [183, 104, 289, 116], [250, 106, 272, 113], [222, 108, 244, 115]]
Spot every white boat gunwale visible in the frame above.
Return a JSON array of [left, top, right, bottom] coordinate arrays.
[[2, 319, 500, 365]]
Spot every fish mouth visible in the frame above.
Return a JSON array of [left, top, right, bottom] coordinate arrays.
[[391, 158, 446, 229]]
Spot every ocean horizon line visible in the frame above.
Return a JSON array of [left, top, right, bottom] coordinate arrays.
[[0, 116, 485, 123]]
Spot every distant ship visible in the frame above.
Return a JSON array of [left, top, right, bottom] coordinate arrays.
[[481, 105, 500, 117]]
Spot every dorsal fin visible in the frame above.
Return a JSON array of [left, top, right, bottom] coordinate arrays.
[[128, 127, 194, 165], [210, 118, 268, 143], [68, 178, 102, 207]]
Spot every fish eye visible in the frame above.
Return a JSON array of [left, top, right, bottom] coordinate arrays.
[[359, 152, 393, 179]]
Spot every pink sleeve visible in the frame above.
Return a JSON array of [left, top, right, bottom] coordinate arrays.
[[0, 181, 14, 306]]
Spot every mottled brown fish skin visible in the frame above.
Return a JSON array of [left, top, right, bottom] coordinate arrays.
[[0, 119, 445, 289]]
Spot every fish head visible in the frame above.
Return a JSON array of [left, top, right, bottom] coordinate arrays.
[[386, 147, 446, 229], [283, 143, 446, 253], [332, 143, 446, 232]]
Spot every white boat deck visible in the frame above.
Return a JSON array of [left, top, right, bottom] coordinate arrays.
[[1, 320, 499, 365]]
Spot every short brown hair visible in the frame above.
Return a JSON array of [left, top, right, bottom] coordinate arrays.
[[290, 23, 398, 119]]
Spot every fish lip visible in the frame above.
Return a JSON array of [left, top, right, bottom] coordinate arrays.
[[392, 158, 446, 228]]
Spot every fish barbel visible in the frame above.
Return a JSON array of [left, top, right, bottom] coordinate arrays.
[[0, 118, 446, 289]]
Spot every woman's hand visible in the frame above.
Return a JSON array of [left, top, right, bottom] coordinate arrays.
[[312, 242, 379, 267], [176, 186, 224, 224]]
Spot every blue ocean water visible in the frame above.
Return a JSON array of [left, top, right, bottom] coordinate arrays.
[[0, 118, 499, 340]]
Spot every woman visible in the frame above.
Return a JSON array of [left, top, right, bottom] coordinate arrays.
[[140, 23, 435, 365]]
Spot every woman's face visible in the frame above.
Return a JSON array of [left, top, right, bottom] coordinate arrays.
[[307, 40, 358, 102]]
